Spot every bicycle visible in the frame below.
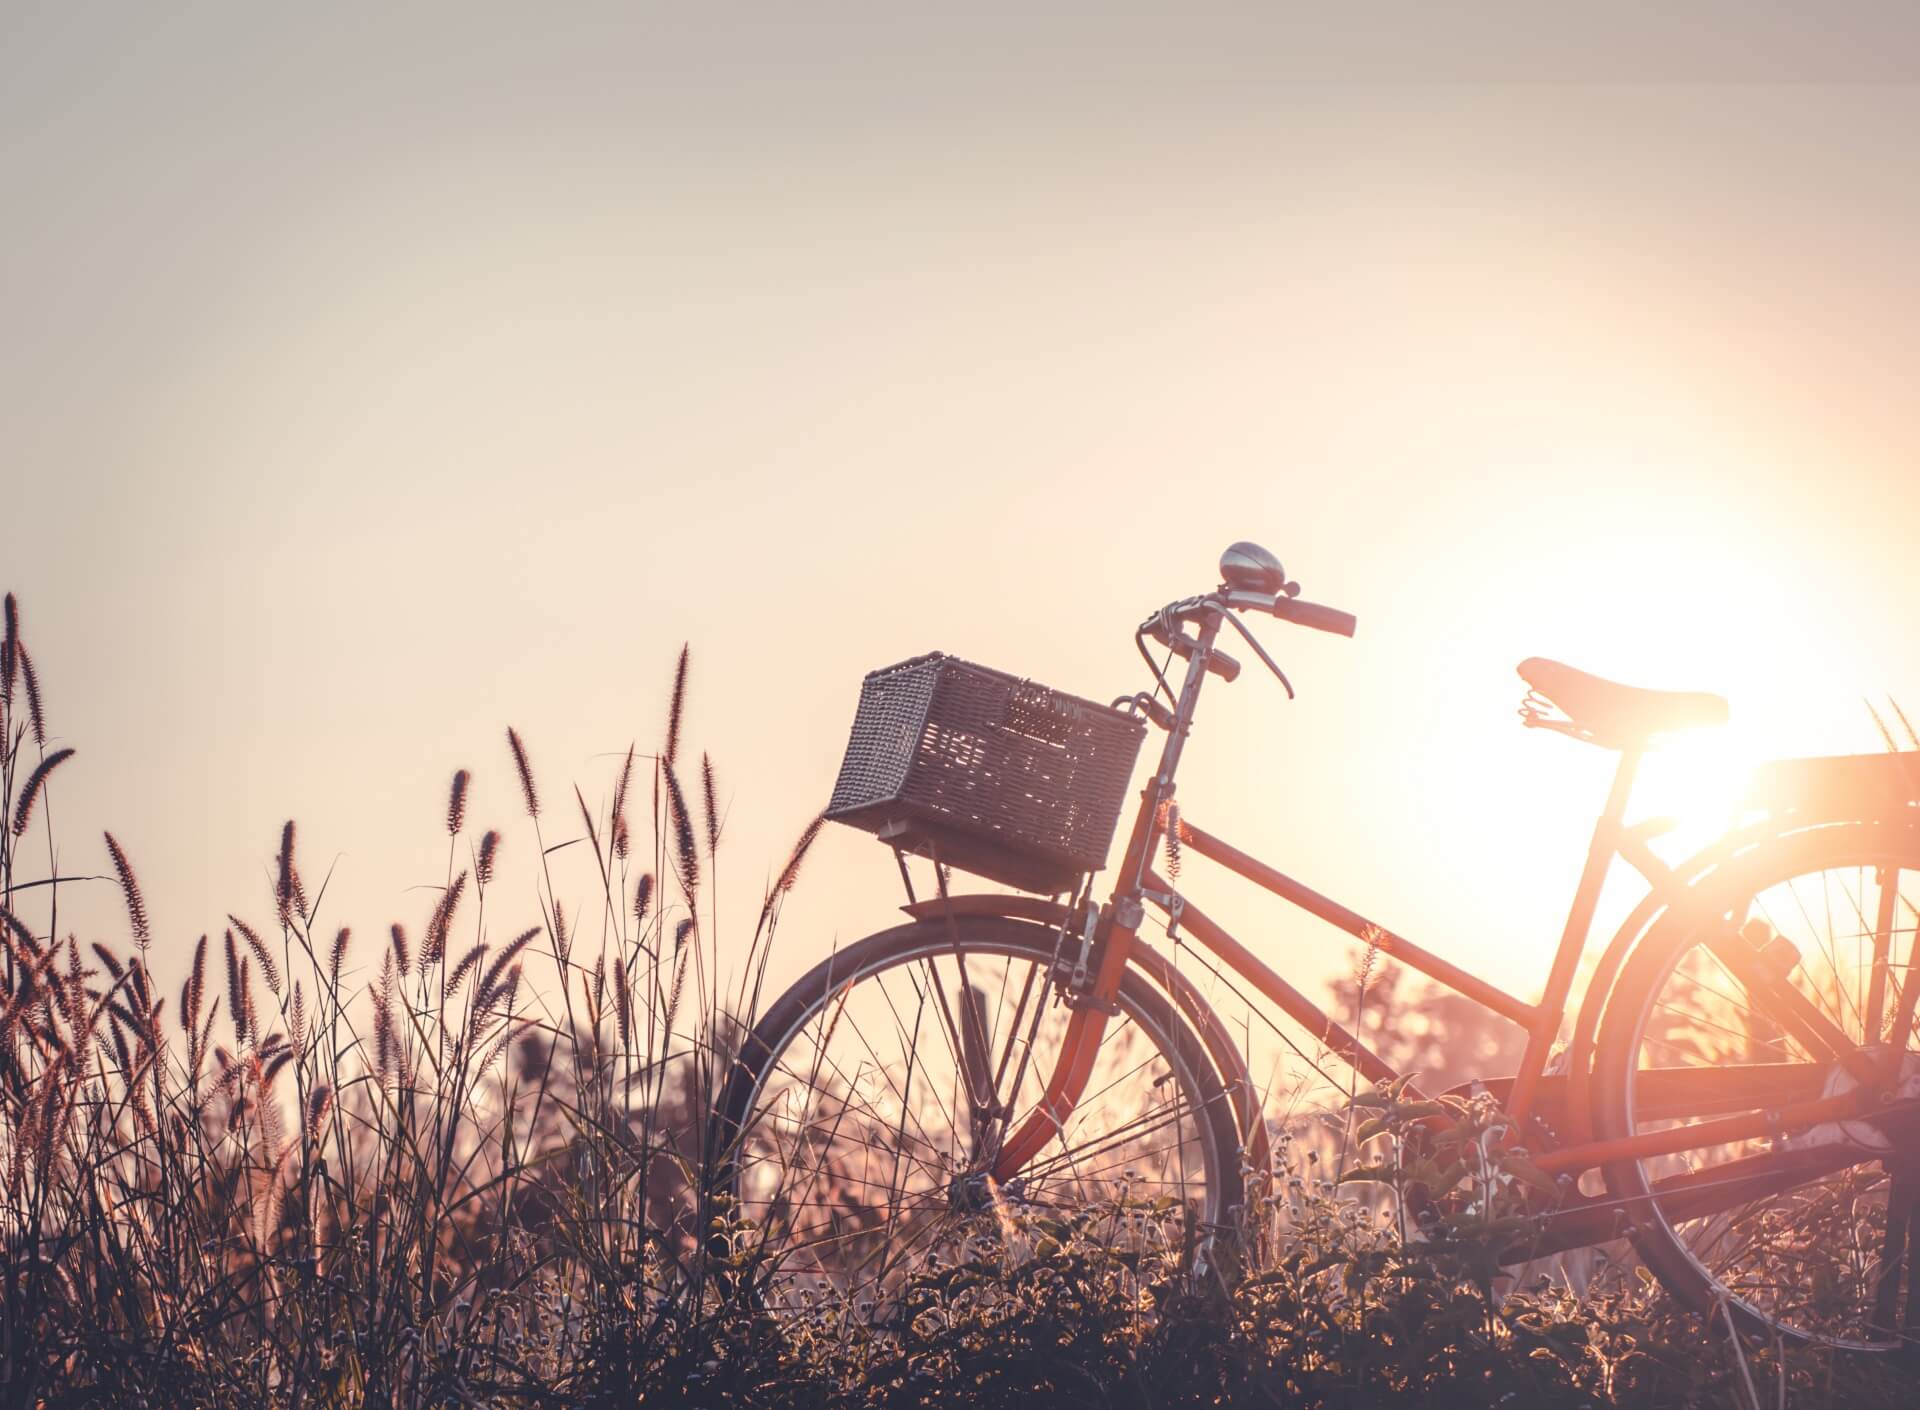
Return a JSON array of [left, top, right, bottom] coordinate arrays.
[[711, 540, 1920, 1353]]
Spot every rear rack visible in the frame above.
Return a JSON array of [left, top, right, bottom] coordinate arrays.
[[1745, 753, 1920, 820]]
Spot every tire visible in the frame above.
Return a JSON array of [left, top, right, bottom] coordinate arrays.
[[709, 916, 1243, 1315], [1594, 820, 1920, 1352]]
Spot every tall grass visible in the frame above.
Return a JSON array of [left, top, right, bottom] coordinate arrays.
[[0, 592, 1907, 1407], [0, 603, 820, 1405]]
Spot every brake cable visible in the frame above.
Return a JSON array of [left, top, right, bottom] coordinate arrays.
[[1220, 608, 1295, 698], [1134, 625, 1181, 707]]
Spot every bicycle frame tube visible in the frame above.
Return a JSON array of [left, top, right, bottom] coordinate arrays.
[[1507, 743, 1643, 1131], [1164, 823, 1539, 1031]]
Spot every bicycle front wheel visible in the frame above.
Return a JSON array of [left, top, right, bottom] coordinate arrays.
[[710, 915, 1242, 1315], [1595, 820, 1920, 1352]]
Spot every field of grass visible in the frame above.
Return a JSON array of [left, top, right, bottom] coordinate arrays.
[[0, 591, 1908, 1407]]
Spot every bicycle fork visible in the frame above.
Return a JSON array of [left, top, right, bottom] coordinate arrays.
[[987, 903, 1138, 1183]]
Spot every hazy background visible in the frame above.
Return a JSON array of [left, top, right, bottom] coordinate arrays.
[[7, 5, 1920, 1053]]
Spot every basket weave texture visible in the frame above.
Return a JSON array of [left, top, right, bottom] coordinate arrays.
[[825, 653, 1146, 894]]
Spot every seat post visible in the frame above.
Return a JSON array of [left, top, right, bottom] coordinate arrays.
[[1509, 742, 1645, 1131]]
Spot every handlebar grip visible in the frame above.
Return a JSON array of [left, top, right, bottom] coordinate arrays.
[[1274, 599, 1357, 638], [1146, 620, 1243, 681]]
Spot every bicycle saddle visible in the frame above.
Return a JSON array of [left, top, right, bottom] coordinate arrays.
[[1517, 658, 1729, 748]]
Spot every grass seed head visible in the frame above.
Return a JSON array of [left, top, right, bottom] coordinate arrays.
[[506, 727, 540, 818], [447, 768, 471, 835]]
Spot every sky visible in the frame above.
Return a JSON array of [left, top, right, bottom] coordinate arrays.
[[6, 6, 1920, 1057]]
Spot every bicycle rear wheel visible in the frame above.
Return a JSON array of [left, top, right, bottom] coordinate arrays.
[[1595, 821, 1920, 1352], [709, 916, 1242, 1315]]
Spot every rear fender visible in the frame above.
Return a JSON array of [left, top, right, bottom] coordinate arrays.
[[902, 894, 1271, 1177], [1746, 753, 1920, 819]]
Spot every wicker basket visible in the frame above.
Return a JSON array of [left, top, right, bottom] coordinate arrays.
[[825, 653, 1146, 894]]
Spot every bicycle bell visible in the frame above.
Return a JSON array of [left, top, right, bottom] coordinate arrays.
[[1219, 540, 1295, 596]]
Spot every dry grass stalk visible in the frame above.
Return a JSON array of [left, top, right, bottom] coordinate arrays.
[[230, 914, 281, 996], [10, 746, 73, 836], [664, 766, 699, 898], [506, 726, 540, 818], [328, 925, 350, 986], [274, 820, 306, 927], [422, 870, 468, 971], [701, 752, 720, 852], [611, 743, 636, 860], [102, 830, 151, 949], [632, 871, 654, 931], [0, 591, 16, 706], [664, 644, 689, 767], [446, 767, 471, 835], [17, 642, 45, 745]]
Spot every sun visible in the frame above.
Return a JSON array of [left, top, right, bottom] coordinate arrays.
[[1630, 733, 1754, 856]]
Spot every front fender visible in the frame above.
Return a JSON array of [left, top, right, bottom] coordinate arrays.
[[902, 894, 1271, 1179]]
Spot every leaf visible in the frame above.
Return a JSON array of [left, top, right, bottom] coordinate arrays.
[[1502, 1154, 1561, 1196], [1338, 1163, 1396, 1184]]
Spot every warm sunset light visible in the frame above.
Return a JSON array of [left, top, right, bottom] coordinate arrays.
[[6, 6, 1920, 1406]]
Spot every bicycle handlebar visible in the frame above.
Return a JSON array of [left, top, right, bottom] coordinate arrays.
[[1139, 582, 1355, 702]]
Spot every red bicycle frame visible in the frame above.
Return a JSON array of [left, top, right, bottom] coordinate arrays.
[[966, 599, 1912, 1197]]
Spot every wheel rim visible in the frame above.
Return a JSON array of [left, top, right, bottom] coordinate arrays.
[[1620, 830, 1920, 1351], [717, 926, 1230, 1315]]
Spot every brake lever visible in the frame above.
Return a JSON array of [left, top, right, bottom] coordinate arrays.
[[1221, 610, 1294, 699], [1145, 613, 1241, 682]]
